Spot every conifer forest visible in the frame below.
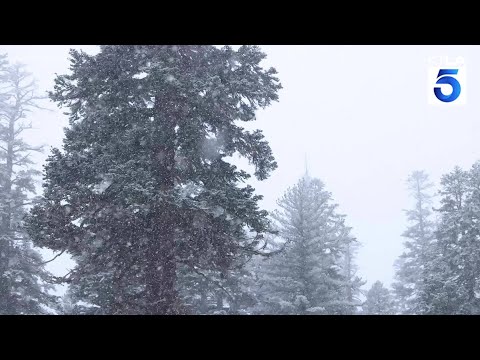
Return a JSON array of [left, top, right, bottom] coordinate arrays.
[[0, 45, 478, 315]]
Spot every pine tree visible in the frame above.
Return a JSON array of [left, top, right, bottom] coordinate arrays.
[[340, 234, 365, 314], [25, 45, 281, 314], [0, 57, 58, 314], [457, 162, 480, 313], [392, 170, 436, 314], [423, 164, 480, 314], [362, 281, 395, 315], [253, 173, 363, 314]]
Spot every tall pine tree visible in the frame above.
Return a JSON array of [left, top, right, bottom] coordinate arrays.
[[393, 170, 436, 314], [423, 164, 480, 314], [0, 57, 58, 314], [253, 173, 363, 314], [25, 45, 281, 314]]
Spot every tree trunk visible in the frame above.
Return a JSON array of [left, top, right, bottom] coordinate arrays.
[[0, 108, 16, 314], [145, 93, 178, 315], [1, 110, 14, 234]]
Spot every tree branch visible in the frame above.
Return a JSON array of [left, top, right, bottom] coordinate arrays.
[[52, 269, 75, 284], [183, 263, 234, 302], [39, 250, 66, 265]]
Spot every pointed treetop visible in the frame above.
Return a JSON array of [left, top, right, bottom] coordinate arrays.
[[304, 153, 309, 176], [304, 153, 311, 181]]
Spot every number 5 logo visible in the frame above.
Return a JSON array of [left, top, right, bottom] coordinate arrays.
[[434, 69, 461, 102]]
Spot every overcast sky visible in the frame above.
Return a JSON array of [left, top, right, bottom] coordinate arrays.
[[1, 45, 479, 295]]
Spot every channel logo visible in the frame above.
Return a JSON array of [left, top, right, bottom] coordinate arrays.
[[427, 56, 466, 105]]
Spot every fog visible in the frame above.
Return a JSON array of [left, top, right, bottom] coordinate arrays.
[[1, 45, 479, 311]]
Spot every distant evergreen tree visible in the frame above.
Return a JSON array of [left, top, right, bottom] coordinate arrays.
[[0, 57, 58, 314], [236, 233, 282, 314], [340, 235, 365, 314], [25, 45, 281, 314], [253, 173, 363, 314], [363, 281, 395, 315], [393, 170, 436, 314], [423, 165, 480, 314], [455, 163, 480, 313]]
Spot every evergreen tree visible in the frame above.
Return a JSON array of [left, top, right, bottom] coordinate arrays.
[[25, 45, 281, 314], [340, 234, 365, 314], [392, 170, 436, 314], [456, 162, 480, 313], [177, 230, 280, 315], [236, 233, 282, 314], [0, 57, 58, 314], [423, 165, 480, 314], [253, 173, 363, 314], [362, 281, 395, 315]]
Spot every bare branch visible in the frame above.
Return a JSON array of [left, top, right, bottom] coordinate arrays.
[[13, 152, 33, 165], [14, 123, 32, 136], [52, 269, 75, 284], [38, 250, 66, 265]]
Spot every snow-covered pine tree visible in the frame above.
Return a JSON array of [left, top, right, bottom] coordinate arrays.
[[456, 162, 480, 313], [253, 173, 363, 314], [339, 231, 365, 314], [423, 164, 480, 314], [362, 281, 395, 315], [25, 45, 281, 315], [392, 170, 436, 314], [0, 58, 58, 314]]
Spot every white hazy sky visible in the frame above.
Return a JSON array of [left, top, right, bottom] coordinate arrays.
[[1, 45, 479, 295]]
